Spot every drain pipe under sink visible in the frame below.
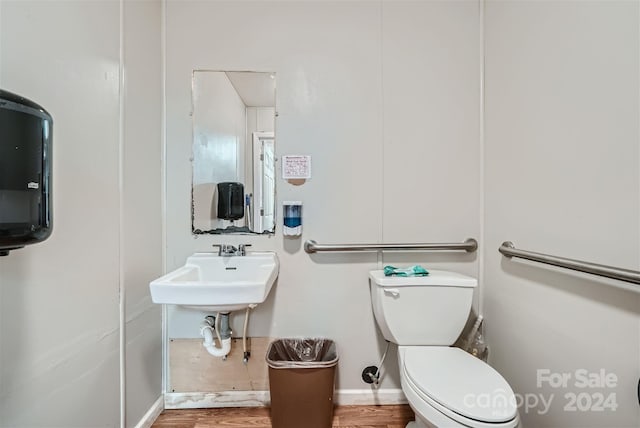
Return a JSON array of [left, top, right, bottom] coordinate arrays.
[[200, 313, 232, 358]]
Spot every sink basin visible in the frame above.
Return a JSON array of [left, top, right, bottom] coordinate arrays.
[[149, 252, 279, 312]]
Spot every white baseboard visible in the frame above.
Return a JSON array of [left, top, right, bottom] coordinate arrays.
[[335, 388, 407, 406], [164, 388, 406, 409], [134, 396, 164, 428]]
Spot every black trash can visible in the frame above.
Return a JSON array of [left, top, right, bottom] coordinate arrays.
[[266, 338, 338, 428]]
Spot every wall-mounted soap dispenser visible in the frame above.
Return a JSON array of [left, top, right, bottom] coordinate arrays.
[[0, 90, 53, 256], [283, 201, 302, 237]]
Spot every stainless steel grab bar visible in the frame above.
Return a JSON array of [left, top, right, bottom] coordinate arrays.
[[304, 238, 478, 254], [499, 241, 640, 285]]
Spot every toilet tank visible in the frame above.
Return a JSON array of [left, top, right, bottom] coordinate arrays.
[[369, 270, 476, 346]]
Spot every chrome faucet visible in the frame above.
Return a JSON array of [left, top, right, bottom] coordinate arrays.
[[213, 243, 251, 256], [212, 244, 237, 256]]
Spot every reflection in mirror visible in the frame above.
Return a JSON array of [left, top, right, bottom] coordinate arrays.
[[192, 71, 276, 235]]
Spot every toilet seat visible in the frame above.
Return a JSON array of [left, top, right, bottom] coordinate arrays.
[[400, 347, 519, 428]]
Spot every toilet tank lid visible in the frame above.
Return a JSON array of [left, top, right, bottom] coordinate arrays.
[[369, 270, 477, 288]]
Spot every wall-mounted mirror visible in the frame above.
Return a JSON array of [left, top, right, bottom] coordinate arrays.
[[192, 71, 276, 235]]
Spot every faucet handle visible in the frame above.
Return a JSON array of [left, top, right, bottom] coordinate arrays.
[[238, 244, 252, 256], [212, 244, 223, 256]]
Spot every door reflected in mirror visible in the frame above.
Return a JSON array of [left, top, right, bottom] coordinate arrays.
[[191, 70, 276, 235]]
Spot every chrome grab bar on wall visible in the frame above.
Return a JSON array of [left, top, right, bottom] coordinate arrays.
[[499, 241, 640, 285], [304, 238, 478, 254]]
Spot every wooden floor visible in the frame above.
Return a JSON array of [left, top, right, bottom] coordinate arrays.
[[152, 405, 414, 428]]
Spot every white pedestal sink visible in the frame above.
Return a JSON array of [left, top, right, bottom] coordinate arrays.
[[149, 252, 279, 312]]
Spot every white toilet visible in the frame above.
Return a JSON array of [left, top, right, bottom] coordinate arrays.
[[369, 269, 520, 428]]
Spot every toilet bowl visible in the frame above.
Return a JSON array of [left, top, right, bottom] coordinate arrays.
[[368, 269, 520, 428], [399, 347, 519, 428]]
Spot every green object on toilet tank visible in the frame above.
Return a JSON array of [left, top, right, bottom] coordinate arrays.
[[383, 265, 429, 277]]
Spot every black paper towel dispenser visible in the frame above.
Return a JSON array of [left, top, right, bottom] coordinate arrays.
[[217, 182, 244, 221], [0, 90, 53, 256]]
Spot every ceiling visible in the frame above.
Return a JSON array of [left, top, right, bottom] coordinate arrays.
[[225, 71, 276, 108]]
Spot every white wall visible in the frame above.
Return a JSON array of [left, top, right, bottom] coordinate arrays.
[[165, 0, 480, 394], [484, 1, 640, 427], [380, 0, 481, 301], [0, 1, 163, 426], [123, 0, 163, 425]]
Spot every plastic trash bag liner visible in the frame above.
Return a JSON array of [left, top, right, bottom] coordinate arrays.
[[462, 316, 488, 362], [266, 338, 338, 369]]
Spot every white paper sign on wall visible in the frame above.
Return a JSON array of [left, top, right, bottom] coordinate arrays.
[[282, 155, 311, 180]]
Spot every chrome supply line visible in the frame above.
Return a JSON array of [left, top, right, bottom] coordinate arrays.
[[304, 238, 478, 254], [499, 241, 640, 286]]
